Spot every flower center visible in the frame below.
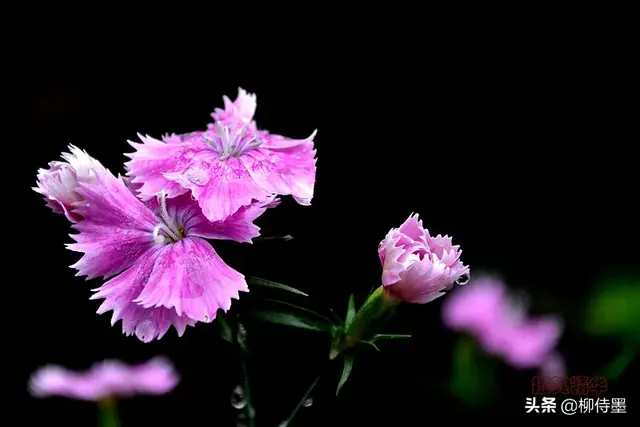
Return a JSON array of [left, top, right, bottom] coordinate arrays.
[[153, 190, 186, 244], [203, 119, 264, 160]]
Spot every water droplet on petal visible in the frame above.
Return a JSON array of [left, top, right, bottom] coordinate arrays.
[[231, 385, 246, 409], [303, 397, 313, 407], [185, 165, 210, 186], [455, 273, 470, 285]]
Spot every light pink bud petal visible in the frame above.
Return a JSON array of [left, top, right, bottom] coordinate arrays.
[[379, 214, 469, 304]]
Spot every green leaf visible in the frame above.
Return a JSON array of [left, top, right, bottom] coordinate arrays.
[[358, 340, 380, 352], [345, 294, 356, 324], [336, 355, 354, 396], [217, 314, 233, 344], [450, 337, 497, 406], [252, 310, 333, 332], [247, 276, 309, 297], [263, 298, 335, 325], [371, 333, 411, 341], [585, 277, 640, 342], [601, 342, 637, 380]]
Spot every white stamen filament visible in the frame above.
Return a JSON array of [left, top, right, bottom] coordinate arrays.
[[154, 190, 183, 243], [204, 121, 264, 160]]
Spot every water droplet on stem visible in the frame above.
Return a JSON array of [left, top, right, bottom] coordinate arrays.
[[231, 385, 246, 409], [303, 397, 313, 407]]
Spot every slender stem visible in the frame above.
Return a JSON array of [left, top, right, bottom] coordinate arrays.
[[236, 322, 255, 427], [98, 398, 121, 427], [279, 375, 321, 427]]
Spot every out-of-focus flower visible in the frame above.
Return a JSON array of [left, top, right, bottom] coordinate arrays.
[[443, 275, 563, 370], [33, 145, 107, 223], [125, 87, 317, 222], [29, 358, 178, 401], [378, 213, 470, 304], [53, 151, 277, 342]]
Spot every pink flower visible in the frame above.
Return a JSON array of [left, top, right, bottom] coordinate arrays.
[[378, 214, 469, 304], [125, 87, 317, 222], [32, 145, 108, 223], [29, 358, 178, 401], [59, 151, 277, 342], [443, 275, 564, 370]]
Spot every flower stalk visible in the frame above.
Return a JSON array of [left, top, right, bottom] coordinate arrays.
[[330, 286, 400, 359], [98, 398, 121, 427]]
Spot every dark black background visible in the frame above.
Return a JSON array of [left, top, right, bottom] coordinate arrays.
[[10, 6, 637, 425]]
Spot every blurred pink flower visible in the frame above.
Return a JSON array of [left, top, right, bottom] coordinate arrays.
[[378, 213, 469, 304], [125, 87, 317, 222], [29, 358, 178, 401], [32, 145, 108, 223], [443, 275, 564, 370]]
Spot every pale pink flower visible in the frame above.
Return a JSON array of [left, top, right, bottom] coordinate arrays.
[[443, 275, 564, 370], [55, 151, 277, 342], [29, 358, 178, 401], [378, 214, 469, 304], [125, 87, 317, 222], [33, 145, 107, 223]]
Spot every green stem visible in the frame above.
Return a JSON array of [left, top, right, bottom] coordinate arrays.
[[236, 322, 255, 427], [98, 398, 120, 427], [330, 286, 399, 359], [279, 375, 321, 427]]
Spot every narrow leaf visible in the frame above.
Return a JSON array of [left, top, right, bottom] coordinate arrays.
[[358, 340, 380, 352], [450, 336, 496, 406], [247, 276, 309, 297], [252, 310, 333, 332], [264, 298, 335, 325], [336, 355, 354, 396], [217, 314, 233, 343], [372, 333, 412, 341], [345, 294, 356, 324]]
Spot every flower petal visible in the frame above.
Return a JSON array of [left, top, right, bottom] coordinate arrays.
[[239, 132, 317, 206], [133, 237, 248, 322], [91, 248, 196, 342], [211, 87, 257, 126], [176, 194, 279, 242], [67, 171, 158, 279], [165, 157, 271, 222], [124, 134, 194, 201]]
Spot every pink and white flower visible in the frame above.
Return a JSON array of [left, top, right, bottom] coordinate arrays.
[[125, 87, 317, 222], [33, 145, 107, 223], [29, 358, 178, 401], [41, 148, 277, 342], [443, 275, 564, 370], [378, 214, 470, 304]]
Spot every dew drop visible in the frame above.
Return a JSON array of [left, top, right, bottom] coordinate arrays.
[[230, 385, 246, 409], [185, 165, 210, 186], [455, 273, 470, 285], [302, 397, 313, 407]]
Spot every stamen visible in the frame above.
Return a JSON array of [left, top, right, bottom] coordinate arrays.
[[153, 225, 166, 244], [154, 190, 182, 242]]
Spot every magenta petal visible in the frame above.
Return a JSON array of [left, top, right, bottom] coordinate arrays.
[[240, 134, 317, 206], [91, 249, 195, 342], [131, 357, 179, 394], [124, 134, 192, 201], [165, 157, 271, 222], [502, 317, 563, 369], [67, 172, 158, 279], [133, 237, 248, 322], [442, 276, 509, 333], [185, 195, 279, 242]]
